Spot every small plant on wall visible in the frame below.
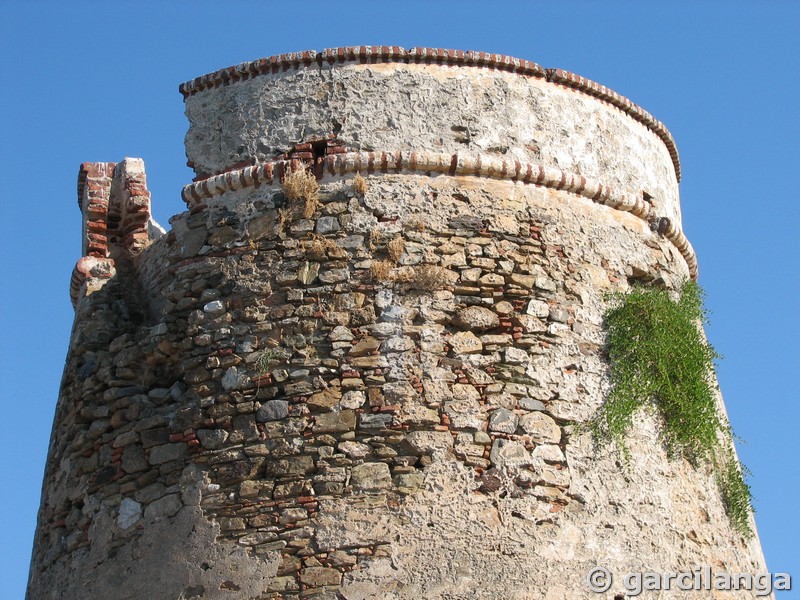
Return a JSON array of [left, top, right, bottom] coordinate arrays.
[[591, 280, 754, 537], [282, 166, 320, 219]]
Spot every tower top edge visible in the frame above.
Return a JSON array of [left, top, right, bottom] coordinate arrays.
[[178, 46, 680, 182]]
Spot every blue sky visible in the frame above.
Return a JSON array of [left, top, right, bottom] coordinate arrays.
[[1, 1, 797, 597]]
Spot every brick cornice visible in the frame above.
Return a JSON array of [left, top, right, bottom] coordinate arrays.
[[178, 46, 680, 182], [180, 150, 697, 279]]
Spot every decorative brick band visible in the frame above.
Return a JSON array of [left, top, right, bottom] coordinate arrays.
[[178, 46, 680, 182], [180, 150, 697, 279]]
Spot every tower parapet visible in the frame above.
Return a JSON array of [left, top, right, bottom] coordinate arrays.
[[29, 48, 766, 600]]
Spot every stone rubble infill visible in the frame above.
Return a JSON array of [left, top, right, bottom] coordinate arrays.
[[37, 170, 628, 596]]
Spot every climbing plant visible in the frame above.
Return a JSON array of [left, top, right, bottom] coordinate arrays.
[[592, 280, 754, 537]]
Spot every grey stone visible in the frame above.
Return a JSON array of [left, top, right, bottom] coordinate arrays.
[[247, 211, 280, 240], [329, 325, 354, 341], [519, 397, 547, 411], [147, 387, 171, 405], [394, 472, 425, 494], [340, 390, 366, 409], [505, 347, 528, 364], [121, 445, 148, 473], [256, 400, 289, 422], [197, 428, 229, 450], [358, 413, 393, 430], [178, 226, 207, 259], [489, 439, 532, 468], [148, 443, 188, 465], [221, 366, 248, 391], [203, 300, 225, 316], [315, 216, 340, 234], [208, 226, 238, 246], [488, 408, 518, 434], [318, 268, 349, 283], [380, 336, 415, 353], [116, 498, 142, 529], [144, 493, 182, 520], [338, 441, 372, 459], [474, 431, 492, 445]]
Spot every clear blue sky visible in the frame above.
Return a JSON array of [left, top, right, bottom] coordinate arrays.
[[1, 1, 797, 598]]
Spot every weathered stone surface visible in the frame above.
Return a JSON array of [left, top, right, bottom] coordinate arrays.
[[519, 412, 561, 444], [450, 331, 483, 354], [358, 413, 393, 430], [197, 428, 229, 450], [526, 299, 550, 318], [488, 408, 518, 434], [148, 443, 187, 465], [221, 366, 248, 391], [299, 567, 342, 587], [203, 300, 225, 316], [144, 493, 182, 520], [402, 430, 454, 454], [350, 462, 391, 491], [453, 306, 499, 331], [489, 439, 532, 468], [307, 388, 342, 412], [313, 410, 356, 433], [338, 441, 371, 459], [349, 336, 381, 357], [121, 445, 148, 473], [315, 216, 340, 234]]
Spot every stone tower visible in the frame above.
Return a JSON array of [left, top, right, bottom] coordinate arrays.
[[29, 47, 769, 599]]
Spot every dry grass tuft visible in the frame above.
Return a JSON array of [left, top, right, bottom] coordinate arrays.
[[367, 228, 379, 252], [370, 259, 393, 282], [352, 173, 368, 195], [387, 236, 406, 263], [408, 265, 453, 292], [283, 167, 320, 219], [302, 234, 339, 259]]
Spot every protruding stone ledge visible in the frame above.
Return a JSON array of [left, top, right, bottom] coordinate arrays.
[[180, 150, 698, 280], [69, 255, 116, 308], [178, 46, 680, 181]]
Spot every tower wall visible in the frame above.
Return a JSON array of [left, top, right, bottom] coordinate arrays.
[[29, 47, 766, 600]]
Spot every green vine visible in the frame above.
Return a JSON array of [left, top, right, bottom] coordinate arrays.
[[591, 280, 753, 537]]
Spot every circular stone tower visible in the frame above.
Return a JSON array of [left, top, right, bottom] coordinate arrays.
[[29, 47, 768, 600]]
